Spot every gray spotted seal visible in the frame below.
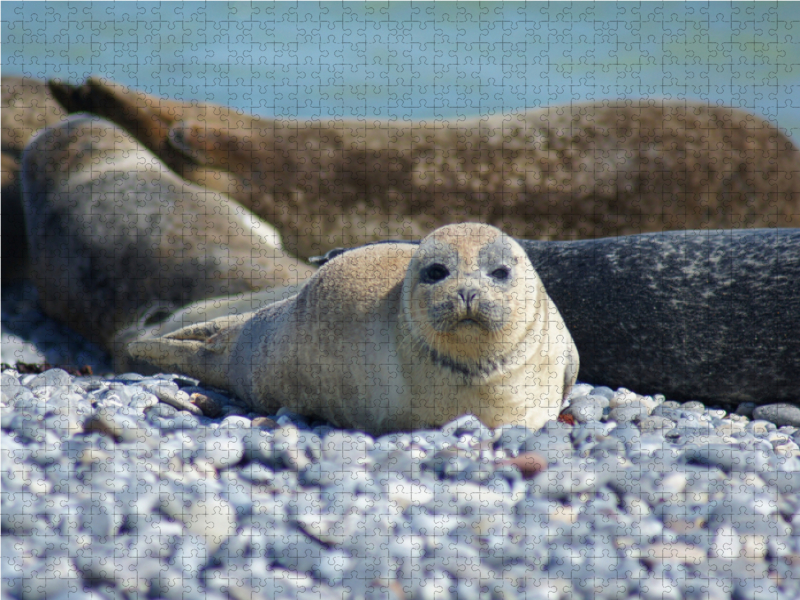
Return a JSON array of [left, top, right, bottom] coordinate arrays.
[[315, 228, 800, 407], [21, 114, 314, 365], [129, 223, 579, 434], [51, 77, 800, 259]]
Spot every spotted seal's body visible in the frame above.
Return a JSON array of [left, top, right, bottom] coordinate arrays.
[[129, 223, 578, 434], [518, 229, 800, 406]]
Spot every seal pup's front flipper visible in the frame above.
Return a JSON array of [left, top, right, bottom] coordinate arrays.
[[127, 314, 249, 390]]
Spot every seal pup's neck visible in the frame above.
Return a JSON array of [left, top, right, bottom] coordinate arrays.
[[395, 309, 514, 381]]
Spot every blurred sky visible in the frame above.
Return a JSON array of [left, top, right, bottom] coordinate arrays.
[[3, 2, 799, 139]]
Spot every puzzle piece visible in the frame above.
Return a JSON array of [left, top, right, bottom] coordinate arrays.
[[4, 3, 800, 600]]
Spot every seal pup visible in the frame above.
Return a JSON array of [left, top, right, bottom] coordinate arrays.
[[315, 228, 800, 407], [51, 77, 800, 258], [129, 223, 579, 434], [21, 114, 315, 366]]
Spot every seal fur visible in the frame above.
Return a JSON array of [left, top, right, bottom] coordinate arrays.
[[51, 77, 800, 258], [129, 223, 578, 434], [21, 114, 314, 364]]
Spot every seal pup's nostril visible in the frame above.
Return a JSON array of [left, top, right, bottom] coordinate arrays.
[[457, 287, 479, 310]]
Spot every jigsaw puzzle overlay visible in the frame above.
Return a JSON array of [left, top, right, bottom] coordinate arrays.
[[3, 3, 800, 600]]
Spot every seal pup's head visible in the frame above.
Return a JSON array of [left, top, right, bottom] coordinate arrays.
[[401, 222, 545, 379]]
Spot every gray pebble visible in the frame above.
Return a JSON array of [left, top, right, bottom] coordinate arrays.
[[196, 428, 245, 469], [681, 401, 706, 413], [591, 386, 615, 400], [493, 425, 535, 455], [83, 408, 151, 445], [752, 403, 800, 427], [638, 416, 677, 433], [565, 397, 605, 423], [440, 414, 490, 438], [5, 352, 800, 600], [608, 404, 650, 423], [28, 368, 72, 390], [144, 382, 203, 416]]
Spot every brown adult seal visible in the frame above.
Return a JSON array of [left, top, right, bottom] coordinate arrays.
[[51, 77, 800, 258], [2, 76, 66, 280], [21, 114, 314, 365], [129, 223, 578, 434]]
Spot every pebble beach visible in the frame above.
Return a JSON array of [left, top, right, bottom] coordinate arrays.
[[3, 281, 800, 600]]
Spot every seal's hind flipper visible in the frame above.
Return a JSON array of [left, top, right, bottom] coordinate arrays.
[[127, 314, 248, 389]]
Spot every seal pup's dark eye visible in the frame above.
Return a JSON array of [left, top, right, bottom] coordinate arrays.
[[421, 263, 450, 284], [490, 267, 510, 281]]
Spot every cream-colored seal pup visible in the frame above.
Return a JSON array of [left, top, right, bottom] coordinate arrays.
[[129, 223, 578, 434]]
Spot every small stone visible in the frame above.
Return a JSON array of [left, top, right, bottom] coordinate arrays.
[[681, 401, 706, 413], [714, 421, 746, 437], [565, 397, 604, 423], [386, 480, 433, 509], [83, 408, 151, 444], [637, 416, 677, 433], [178, 496, 235, 552], [610, 390, 654, 410], [112, 372, 146, 383], [28, 368, 71, 390], [496, 451, 548, 479], [197, 429, 245, 469], [493, 425, 535, 455], [220, 415, 252, 429], [129, 390, 158, 412], [190, 393, 223, 418], [252, 416, 279, 430], [747, 420, 777, 437], [660, 400, 682, 409], [440, 414, 489, 438], [683, 445, 771, 474], [740, 534, 768, 559], [144, 383, 203, 415], [591, 386, 615, 400], [641, 542, 706, 566], [608, 405, 650, 423], [710, 525, 742, 559], [269, 426, 311, 471], [531, 464, 610, 499], [752, 403, 800, 428], [566, 383, 594, 401]]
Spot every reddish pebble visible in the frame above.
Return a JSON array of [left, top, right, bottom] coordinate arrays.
[[497, 451, 548, 479], [558, 412, 576, 426]]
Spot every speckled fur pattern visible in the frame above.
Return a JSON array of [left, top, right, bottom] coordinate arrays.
[[128, 223, 578, 434], [517, 228, 800, 405], [51, 77, 800, 258]]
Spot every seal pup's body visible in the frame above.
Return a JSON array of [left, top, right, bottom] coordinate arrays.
[[130, 223, 578, 434]]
